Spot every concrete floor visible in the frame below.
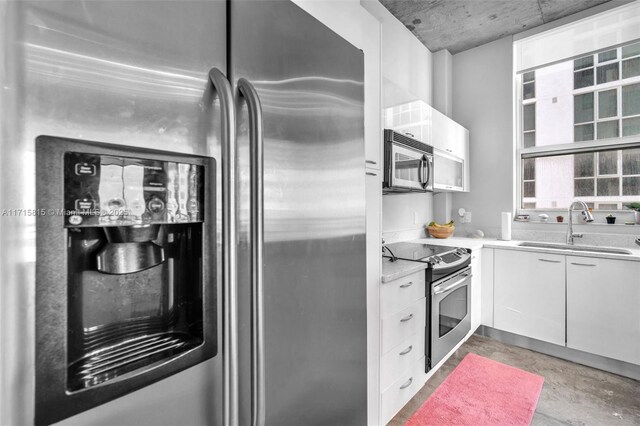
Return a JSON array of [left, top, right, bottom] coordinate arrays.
[[389, 334, 640, 426]]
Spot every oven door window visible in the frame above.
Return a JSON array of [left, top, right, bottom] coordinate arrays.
[[439, 285, 468, 337]]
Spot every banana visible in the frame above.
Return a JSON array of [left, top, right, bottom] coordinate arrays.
[[428, 220, 455, 228]]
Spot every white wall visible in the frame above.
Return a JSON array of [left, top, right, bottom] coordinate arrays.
[[382, 193, 434, 235], [451, 36, 514, 237]]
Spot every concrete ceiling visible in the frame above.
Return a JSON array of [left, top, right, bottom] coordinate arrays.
[[379, 0, 613, 54]]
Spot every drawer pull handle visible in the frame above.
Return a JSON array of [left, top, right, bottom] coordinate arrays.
[[400, 281, 413, 288], [538, 258, 561, 263], [571, 262, 596, 267], [365, 172, 377, 176], [400, 314, 414, 323], [400, 377, 413, 389], [399, 345, 413, 356], [366, 160, 377, 165]]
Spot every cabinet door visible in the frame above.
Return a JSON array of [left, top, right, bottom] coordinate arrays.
[[567, 256, 640, 365], [494, 249, 565, 345], [430, 107, 450, 152]]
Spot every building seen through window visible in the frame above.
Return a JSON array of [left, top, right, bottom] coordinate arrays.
[[519, 41, 640, 210]]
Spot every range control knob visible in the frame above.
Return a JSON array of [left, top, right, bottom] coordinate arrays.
[[456, 248, 468, 256]]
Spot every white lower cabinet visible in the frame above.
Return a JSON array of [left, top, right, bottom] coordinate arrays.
[[380, 356, 427, 424], [567, 256, 640, 365], [494, 249, 566, 346], [380, 331, 425, 391], [379, 268, 427, 424], [381, 298, 425, 356]]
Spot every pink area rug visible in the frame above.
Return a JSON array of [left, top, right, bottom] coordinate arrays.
[[406, 353, 544, 426]]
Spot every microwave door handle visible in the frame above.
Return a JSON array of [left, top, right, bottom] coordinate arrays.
[[421, 156, 428, 187], [237, 78, 266, 426], [417, 157, 424, 186], [209, 68, 239, 426]]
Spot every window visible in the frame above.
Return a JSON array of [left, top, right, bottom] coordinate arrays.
[[518, 41, 640, 211]]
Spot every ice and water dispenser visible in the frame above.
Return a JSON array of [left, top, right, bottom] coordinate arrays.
[[35, 136, 216, 424]]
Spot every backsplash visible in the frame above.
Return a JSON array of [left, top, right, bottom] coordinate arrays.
[[382, 228, 427, 244], [453, 220, 640, 248]]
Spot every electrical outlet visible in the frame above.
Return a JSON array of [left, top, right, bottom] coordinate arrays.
[[464, 212, 472, 223], [413, 211, 419, 225]]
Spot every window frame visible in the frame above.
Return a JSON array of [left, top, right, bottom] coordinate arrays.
[[515, 42, 640, 214]]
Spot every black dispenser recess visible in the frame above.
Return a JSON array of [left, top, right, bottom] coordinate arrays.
[[35, 136, 216, 425]]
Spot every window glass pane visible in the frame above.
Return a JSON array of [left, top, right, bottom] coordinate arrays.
[[574, 123, 594, 141], [598, 89, 617, 118], [575, 178, 594, 196], [622, 42, 640, 59], [623, 176, 640, 195], [597, 120, 619, 139], [523, 82, 535, 100], [523, 132, 535, 148], [598, 151, 618, 175], [622, 116, 640, 136], [596, 177, 619, 196], [598, 203, 618, 210], [523, 181, 535, 197], [598, 49, 617, 62], [597, 63, 619, 84], [523, 158, 535, 180], [574, 153, 594, 177], [574, 69, 594, 89], [523, 104, 535, 131], [574, 56, 593, 70], [574, 93, 594, 124], [622, 83, 640, 116], [622, 57, 640, 79], [523, 71, 535, 82], [522, 202, 536, 209], [622, 148, 640, 175]]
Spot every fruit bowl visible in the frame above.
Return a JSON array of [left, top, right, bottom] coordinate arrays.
[[427, 225, 455, 239]]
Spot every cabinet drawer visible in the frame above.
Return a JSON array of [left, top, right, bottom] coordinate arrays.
[[380, 331, 425, 392], [381, 298, 425, 354], [381, 356, 426, 424], [381, 270, 426, 317]]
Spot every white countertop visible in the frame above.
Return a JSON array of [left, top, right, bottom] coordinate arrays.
[[381, 236, 640, 282]]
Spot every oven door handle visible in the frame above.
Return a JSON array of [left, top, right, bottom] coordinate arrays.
[[433, 273, 472, 295]]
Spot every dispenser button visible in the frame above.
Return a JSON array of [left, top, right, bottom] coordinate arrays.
[[148, 197, 165, 213], [108, 198, 125, 209], [75, 198, 96, 212], [75, 163, 96, 176]]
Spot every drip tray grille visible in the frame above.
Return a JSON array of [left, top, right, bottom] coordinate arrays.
[[68, 332, 201, 391]]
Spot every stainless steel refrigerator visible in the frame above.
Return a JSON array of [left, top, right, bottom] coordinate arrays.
[[0, 1, 366, 425]]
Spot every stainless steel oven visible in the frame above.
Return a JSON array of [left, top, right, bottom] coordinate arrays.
[[383, 129, 434, 193], [382, 242, 472, 372], [430, 266, 471, 367]]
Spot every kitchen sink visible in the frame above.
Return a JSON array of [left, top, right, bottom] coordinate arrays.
[[517, 241, 633, 255]]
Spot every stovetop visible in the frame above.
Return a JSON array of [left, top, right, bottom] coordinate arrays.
[[383, 241, 471, 273]]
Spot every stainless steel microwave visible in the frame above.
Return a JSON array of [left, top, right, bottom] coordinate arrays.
[[383, 129, 434, 193]]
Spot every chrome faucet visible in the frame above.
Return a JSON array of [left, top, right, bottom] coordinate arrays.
[[566, 201, 594, 244]]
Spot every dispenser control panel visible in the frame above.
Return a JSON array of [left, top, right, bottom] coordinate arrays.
[[64, 152, 204, 227]]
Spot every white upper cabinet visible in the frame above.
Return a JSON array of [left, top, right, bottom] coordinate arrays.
[[384, 100, 470, 192], [383, 100, 432, 145]]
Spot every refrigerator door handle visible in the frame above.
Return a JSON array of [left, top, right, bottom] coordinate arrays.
[[208, 68, 239, 426], [238, 77, 265, 426]]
